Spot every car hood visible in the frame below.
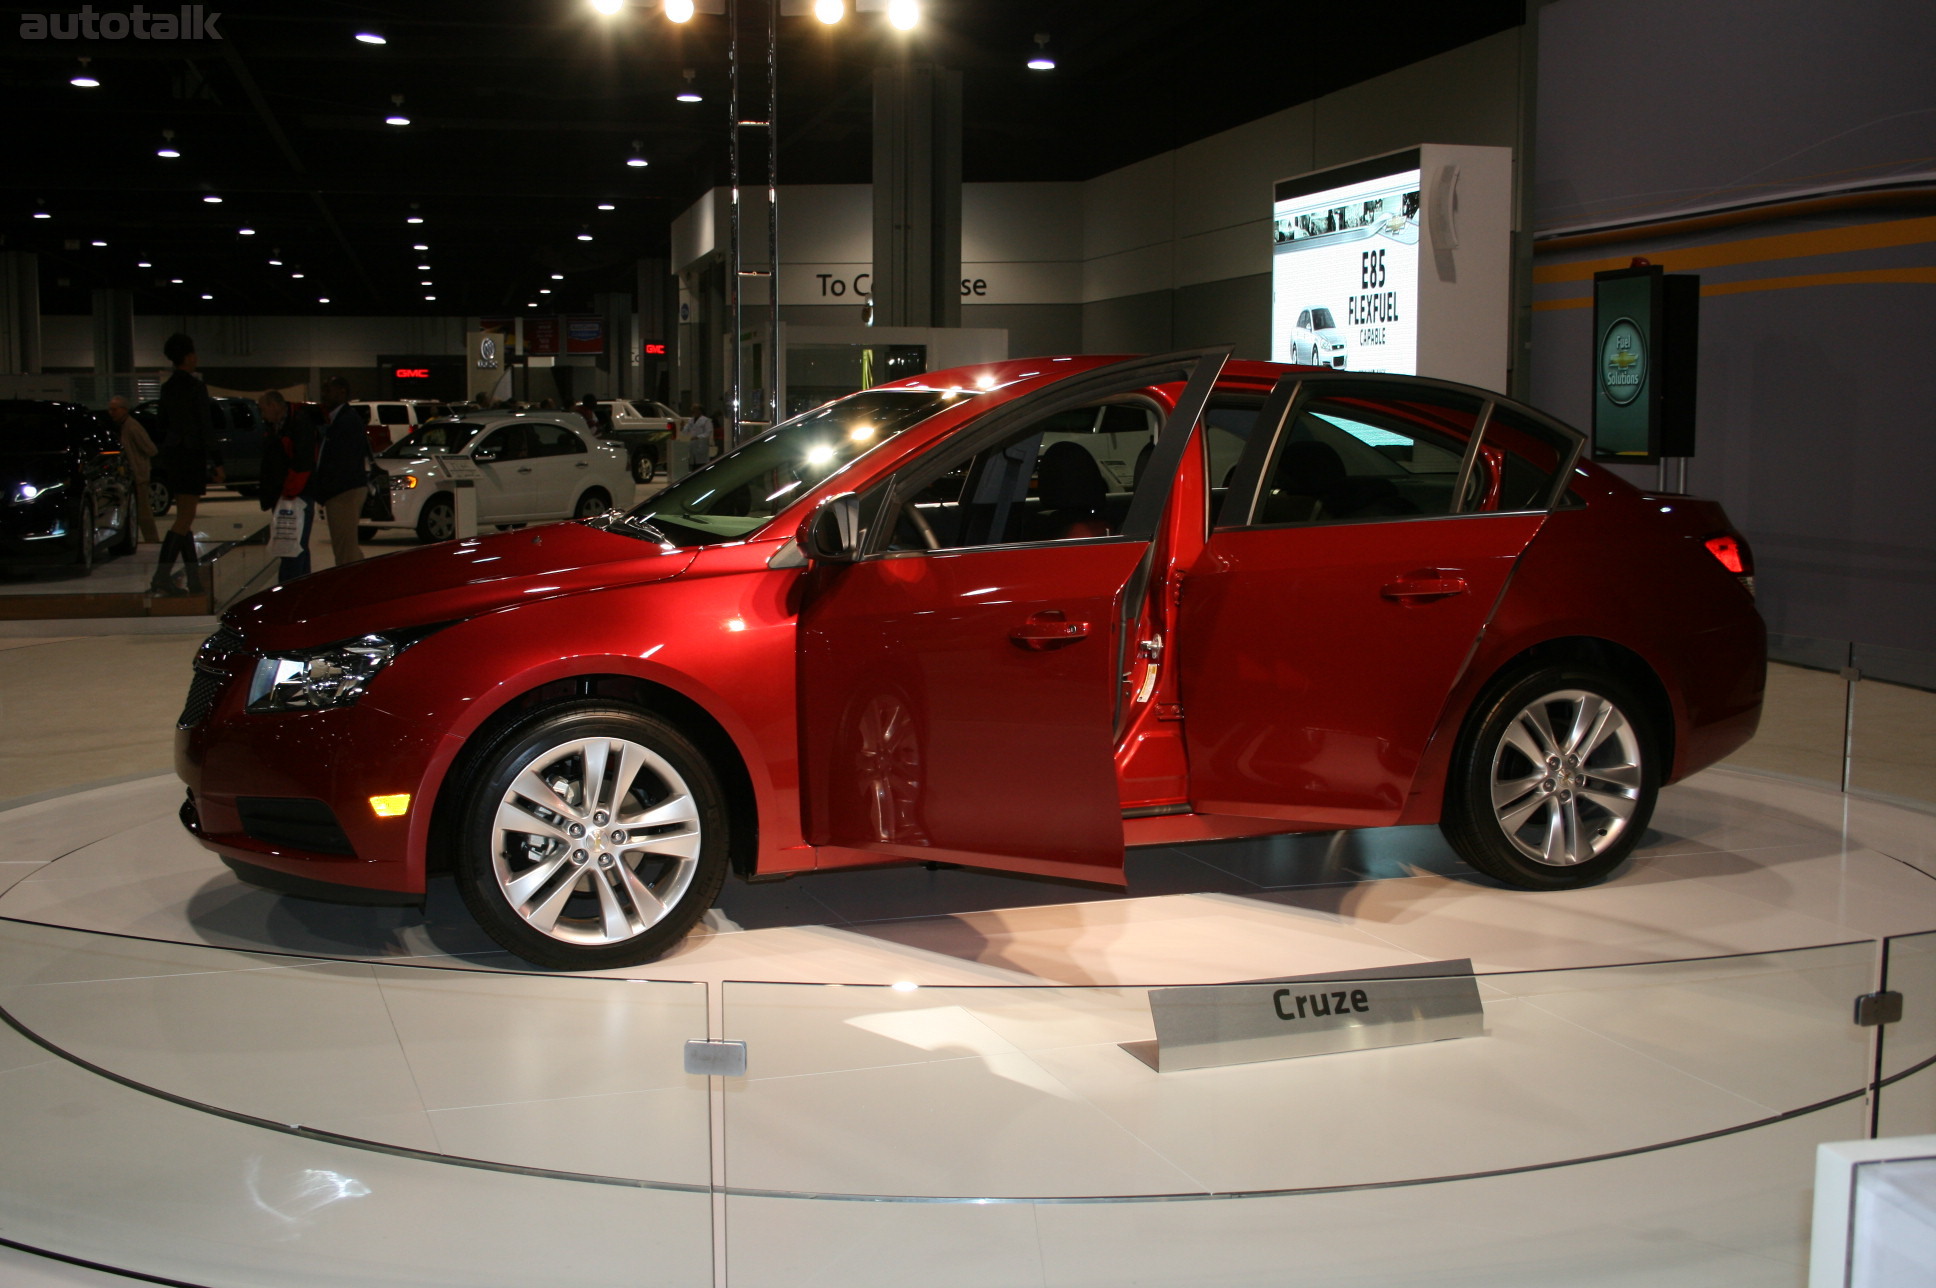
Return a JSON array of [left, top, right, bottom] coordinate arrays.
[[227, 522, 697, 651]]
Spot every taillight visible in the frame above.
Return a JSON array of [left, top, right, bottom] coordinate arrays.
[[1704, 533, 1755, 596]]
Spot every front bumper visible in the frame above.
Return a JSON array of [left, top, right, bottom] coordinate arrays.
[[175, 647, 448, 897]]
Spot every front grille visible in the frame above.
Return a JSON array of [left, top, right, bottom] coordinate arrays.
[[177, 667, 226, 729], [179, 625, 247, 729]]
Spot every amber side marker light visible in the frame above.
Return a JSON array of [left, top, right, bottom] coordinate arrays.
[[369, 794, 412, 818]]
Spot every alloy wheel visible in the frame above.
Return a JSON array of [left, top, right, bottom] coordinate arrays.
[[1488, 688, 1644, 866]]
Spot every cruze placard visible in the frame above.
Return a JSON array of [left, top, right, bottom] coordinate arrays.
[[1272, 152, 1421, 375]]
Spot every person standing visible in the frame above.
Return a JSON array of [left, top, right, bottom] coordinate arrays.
[[309, 375, 372, 568], [107, 394, 160, 544], [576, 393, 601, 431], [257, 390, 318, 583], [682, 403, 713, 470], [152, 333, 223, 596]]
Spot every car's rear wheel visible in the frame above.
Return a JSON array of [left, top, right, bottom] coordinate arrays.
[[630, 452, 654, 483], [148, 478, 173, 519], [416, 494, 455, 543], [454, 702, 729, 969], [573, 488, 611, 521], [1440, 665, 1657, 889]]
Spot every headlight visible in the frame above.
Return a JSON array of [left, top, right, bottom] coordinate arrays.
[[247, 635, 402, 713], [10, 481, 56, 504]]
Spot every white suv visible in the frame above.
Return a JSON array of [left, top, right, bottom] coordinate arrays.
[[598, 399, 684, 481], [350, 400, 441, 449], [364, 413, 632, 543]]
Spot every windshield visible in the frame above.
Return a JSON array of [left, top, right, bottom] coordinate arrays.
[[1310, 308, 1337, 330], [0, 407, 75, 453], [383, 420, 485, 458], [623, 389, 970, 545]]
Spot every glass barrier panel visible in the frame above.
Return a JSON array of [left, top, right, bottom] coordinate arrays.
[[1850, 676, 1936, 811], [1880, 930, 1936, 1136], [0, 917, 711, 1188], [723, 944, 1874, 1283], [1722, 659, 1849, 786]]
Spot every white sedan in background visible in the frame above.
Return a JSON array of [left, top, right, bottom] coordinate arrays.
[[363, 413, 632, 543]]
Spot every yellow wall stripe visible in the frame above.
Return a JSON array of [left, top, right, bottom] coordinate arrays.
[[1532, 215, 1936, 285], [1532, 266, 1936, 311]]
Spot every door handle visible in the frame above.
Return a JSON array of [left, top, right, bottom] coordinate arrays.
[[1381, 570, 1468, 602], [1009, 611, 1092, 650], [575, 461, 589, 468], [517, 467, 534, 474]]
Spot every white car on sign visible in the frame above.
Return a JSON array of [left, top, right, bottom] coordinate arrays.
[[365, 413, 632, 543]]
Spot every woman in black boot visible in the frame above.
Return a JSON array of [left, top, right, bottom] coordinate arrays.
[[152, 332, 224, 597]]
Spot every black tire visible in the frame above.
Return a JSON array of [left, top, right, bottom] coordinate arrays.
[[356, 525, 378, 542], [112, 494, 138, 556], [452, 702, 730, 969], [573, 488, 612, 521], [1439, 665, 1658, 890], [416, 494, 456, 543], [630, 452, 653, 483], [73, 500, 95, 572], [148, 479, 173, 519]]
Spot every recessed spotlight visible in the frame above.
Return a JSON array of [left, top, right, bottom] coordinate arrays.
[[268, 258, 282, 266], [238, 227, 255, 236], [420, 280, 432, 286], [625, 156, 648, 168], [318, 297, 331, 303], [90, 240, 106, 247], [406, 216, 423, 224], [424, 294, 437, 301], [577, 232, 594, 241], [626, 138, 648, 168], [1027, 33, 1055, 70], [136, 261, 152, 268], [200, 293, 213, 300], [411, 243, 428, 251], [888, 0, 918, 30], [71, 58, 100, 88], [597, 203, 616, 211], [664, 0, 695, 21], [590, 0, 624, 14], [814, 0, 843, 23], [416, 264, 431, 271], [32, 211, 50, 220], [386, 113, 410, 126], [550, 273, 564, 280], [355, 31, 386, 45], [157, 147, 181, 159], [677, 69, 702, 103], [526, 302, 538, 308], [291, 273, 305, 279], [202, 195, 223, 204], [539, 288, 552, 294], [169, 278, 183, 284]]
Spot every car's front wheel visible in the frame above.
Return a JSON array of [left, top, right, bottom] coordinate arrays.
[[73, 500, 95, 572], [416, 494, 455, 543], [454, 702, 729, 969], [1440, 666, 1658, 889], [573, 488, 612, 521]]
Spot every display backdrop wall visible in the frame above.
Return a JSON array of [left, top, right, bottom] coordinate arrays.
[[1529, 0, 1936, 667]]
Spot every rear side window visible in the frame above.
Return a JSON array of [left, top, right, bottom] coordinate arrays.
[[378, 404, 411, 425], [1479, 406, 1575, 511], [1255, 389, 1483, 525], [528, 422, 588, 456]]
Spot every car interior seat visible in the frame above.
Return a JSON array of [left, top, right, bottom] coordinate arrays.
[[1031, 441, 1112, 540]]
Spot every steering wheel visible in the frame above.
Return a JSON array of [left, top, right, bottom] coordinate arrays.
[[905, 503, 940, 551]]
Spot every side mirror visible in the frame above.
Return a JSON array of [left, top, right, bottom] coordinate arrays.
[[801, 492, 862, 563], [472, 447, 499, 463]]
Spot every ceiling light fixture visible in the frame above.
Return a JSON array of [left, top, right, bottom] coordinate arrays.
[[90, 240, 106, 247], [169, 278, 183, 284], [577, 232, 594, 242], [412, 243, 428, 251], [406, 215, 423, 224], [202, 195, 223, 203], [385, 93, 410, 126], [814, 0, 843, 24], [424, 294, 437, 301], [156, 128, 181, 159], [416, 263, 431, 271], [677, 68, 702, 103], [887, 0, 918, 31], [420, 280, 432, 286], [32, 211, 50, 220], [664, 0, 695, 22], [597, 202, 616, 211], [70, 57, 99, 88], [238, 227, 255, 236], [626, 138, 649, 168], [550, 273, 564, 280], [355, 31, 386, 45], [318, 297, 331, 303], [291, 272, 305, 279], [590, 0, 624, 14], [137, 260, 152, 268], [1027, 32, 1055, 70], [200, 293, 213, 301], [268, 258, 282, 266], [540, 288, 552, 294]]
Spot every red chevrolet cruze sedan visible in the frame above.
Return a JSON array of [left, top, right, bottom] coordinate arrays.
[[176, 352, 1764, 968]]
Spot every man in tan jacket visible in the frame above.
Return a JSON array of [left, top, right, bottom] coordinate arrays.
[[107, 395, 160, 543]]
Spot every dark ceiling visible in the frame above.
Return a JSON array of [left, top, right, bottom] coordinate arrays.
[[5, 0, 1522, 320]]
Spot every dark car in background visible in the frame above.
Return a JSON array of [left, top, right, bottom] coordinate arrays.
[[133, 396, 267, 505], [0, 400, 137, 574]]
